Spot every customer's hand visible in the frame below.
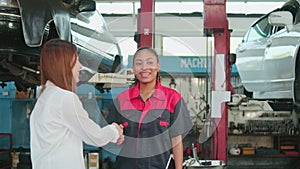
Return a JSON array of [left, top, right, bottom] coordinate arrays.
[[116, 134, 124, 145], [112, 122, 123, 135], [112, 123, 124, 145]]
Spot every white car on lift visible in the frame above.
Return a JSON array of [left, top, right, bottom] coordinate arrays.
[[236, 0, 300, 107]]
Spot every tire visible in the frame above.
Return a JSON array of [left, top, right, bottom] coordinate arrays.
[[294, 53, 300, 106]]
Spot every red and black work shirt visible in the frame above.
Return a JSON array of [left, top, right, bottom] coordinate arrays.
[[107, 81, 193, 169]]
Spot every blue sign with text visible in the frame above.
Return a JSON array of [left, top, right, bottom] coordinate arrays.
[[127, 55, 237, 74]]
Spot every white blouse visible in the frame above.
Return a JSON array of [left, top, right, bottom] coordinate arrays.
[[30, 81, 119, 169]]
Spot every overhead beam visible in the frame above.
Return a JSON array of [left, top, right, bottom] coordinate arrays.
[[95, 0, 284, 2], [103, 14, 260, 37]]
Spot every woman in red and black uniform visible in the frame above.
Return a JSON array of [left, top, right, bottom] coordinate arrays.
[[107, 47, 193, 169]]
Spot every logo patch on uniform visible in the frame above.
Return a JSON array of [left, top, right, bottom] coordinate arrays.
[[159, 121, 169, 127]]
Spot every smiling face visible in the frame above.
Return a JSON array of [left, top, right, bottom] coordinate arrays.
[[133, 48, 160, 84]]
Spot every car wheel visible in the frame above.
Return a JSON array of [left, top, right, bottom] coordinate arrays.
[[243, 86, 253, 98], [294, 54, 300, 107]]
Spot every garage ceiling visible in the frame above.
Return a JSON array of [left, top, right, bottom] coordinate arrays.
[[95, 0, 285, 2], [97, 0, 285, 38]]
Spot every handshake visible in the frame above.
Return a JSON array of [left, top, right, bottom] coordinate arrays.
[[112, 122, 125, 145]]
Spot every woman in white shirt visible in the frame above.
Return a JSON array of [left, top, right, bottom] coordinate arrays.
[[30, 39, 124, 169]]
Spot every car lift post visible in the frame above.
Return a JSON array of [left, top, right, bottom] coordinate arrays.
[[203, 0, 230, 163], [137, 0, 154, 48]]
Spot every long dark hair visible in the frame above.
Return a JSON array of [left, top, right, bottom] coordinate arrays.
[[40, 39, 78, 92]]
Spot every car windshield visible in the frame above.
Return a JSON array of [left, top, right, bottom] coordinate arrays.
[[71, 10, 108, 33], [70, 10, 119, 61], [243, 15, 272, 42]]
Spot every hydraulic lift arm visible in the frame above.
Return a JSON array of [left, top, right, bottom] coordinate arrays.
[[203, 0, 231, 163]]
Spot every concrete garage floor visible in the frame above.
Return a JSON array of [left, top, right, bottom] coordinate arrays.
[[227, 155, 300, 169]]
